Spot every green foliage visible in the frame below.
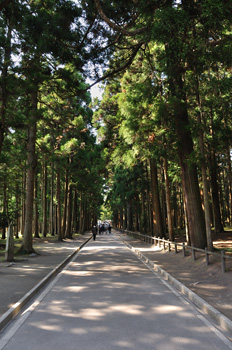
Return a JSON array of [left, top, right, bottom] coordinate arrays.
[[0, 0, 232, 240]]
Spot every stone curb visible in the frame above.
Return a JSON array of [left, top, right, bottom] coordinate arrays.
[[0, 235, 92, 332], [121, 238, 232, 334]]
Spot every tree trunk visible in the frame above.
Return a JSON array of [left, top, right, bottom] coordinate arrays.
[[140, 192, 146, 234], [196, 77, 213, 251], [56, 169, 62, 241], [163, 157, 174, 241], [72, 189, 78, 233], [0, 16, 12, 155], [65, 183, 73, 239], [62, 167, 69, 237], [146, 165, 153, 235], [210, 151, 224, 234], [15, 181, 19, 239], [21, 167, 26, 236], [2, 177, 7, 240], [226, 147, 232, 225], [21, 91, 37, 253], [34, 169, 39, 238], [50, 162, 54, 236], [150, 158, 164, 237], [42, 160, 47, 237], [170, 72, 206, 248], [127, 202, 133, 231]]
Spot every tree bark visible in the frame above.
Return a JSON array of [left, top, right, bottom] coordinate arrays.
[[65, 183, 73, 239], [140, 191, 146, 234], [15, 181, 19, 239], [56, 169, 62, 241], [170, 71, 207, 248], [72, 189, 78, 233], [163, 157, 174, 241], [1, 177, 7, 239], [209, 147, 223, 234], [21, 91, 37, 253], [21, 167, 26, 237], [196, 76, 213, 251], [50, 162, 54, 235], [42, 160, 47, 237], [226, 147, 232, 225], [34, 169, 39, 238], [0, 15, 12, 155], [79, 191, 84, 233], [150, 158, 164, 237], [62, 167, 69, 237], [127, 202, 133, 231]]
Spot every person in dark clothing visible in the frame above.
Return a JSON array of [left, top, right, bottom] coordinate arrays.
[[92, 225, 98, 241]]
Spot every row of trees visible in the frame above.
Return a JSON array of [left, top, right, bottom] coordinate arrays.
[[1, 0, 232, 252], [91, 0, 232, 250], [0, 1, 107, 253]]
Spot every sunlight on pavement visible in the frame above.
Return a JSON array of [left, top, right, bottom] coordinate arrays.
[[34, 324, 62, 332], [83, 245, 125, 250], [172, 337, 200, 345], [65, 286, 87, 292], [152, 305, 183, 314], [70, 327, 88, 335], [77, 308, 105, 320], [113, 340, 133, 348], [138, 247, 163, 252], [108, 304, 144, 315]]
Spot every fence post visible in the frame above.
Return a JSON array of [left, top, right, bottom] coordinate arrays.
[[174, 241, 178, 253], [221, 250, 226, 273], [183, 242, 186, 257], [163, 240, 166, 250], [158, 237, 161, 248], [168, 240, 171, 252], [205, 247, 209, 266]]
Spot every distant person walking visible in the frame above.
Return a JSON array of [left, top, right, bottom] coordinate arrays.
[[92, 224, 98, 241]]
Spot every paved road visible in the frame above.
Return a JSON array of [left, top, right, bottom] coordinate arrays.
[[0, 234, 231, 350]]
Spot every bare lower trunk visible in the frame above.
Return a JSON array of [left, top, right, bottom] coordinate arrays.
[[72, 189, 78, 233], [163, 157, 174, 241], [62, 167, 68, 237], [56, 169, 62, 241], [22, 121, 37, 252], [171, 72, 206, 248], [21, 89, 37, 253], [226, 147, 232, 225], [0, 17, 12, 155], [210, 152, 224, 234], [65, 183, 72, 239], [196, 77, 213, 251], [150, 158, 164, 237], [42, 160, 47, 237], [34, 170, 39, 238], [50, 162, 54, 235]]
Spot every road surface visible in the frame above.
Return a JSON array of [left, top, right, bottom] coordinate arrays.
[[0, 234, 231, 350]]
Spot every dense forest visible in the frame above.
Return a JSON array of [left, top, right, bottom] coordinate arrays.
[[0, 0, 232, 253]]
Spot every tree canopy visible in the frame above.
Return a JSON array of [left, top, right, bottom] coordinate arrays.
[[0, 0, 231, 253]]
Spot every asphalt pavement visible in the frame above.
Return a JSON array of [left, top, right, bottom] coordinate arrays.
[[0, 233, 231, 350]]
